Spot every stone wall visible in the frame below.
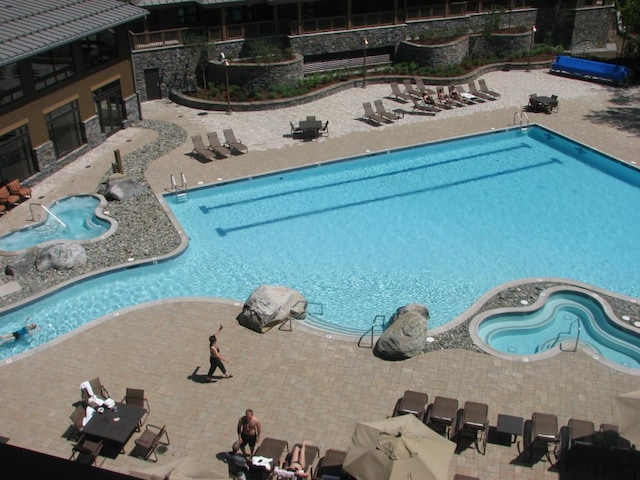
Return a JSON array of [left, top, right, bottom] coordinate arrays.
[[84, 115, 104, 148], [470, 31, 532, 58], [571, 7, 613, 51], [205, 54, 304, 89], [397, 36, 470, 67], [123, 94, 142, 125], [132, 46, 194, 101]]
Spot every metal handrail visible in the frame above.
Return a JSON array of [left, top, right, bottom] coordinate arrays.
[[29, 203, 66, 228], [357, 314, 386, 348], [560, 317, 582, 352], [279, 299, 323, 331], [513, 110, 529, 128]]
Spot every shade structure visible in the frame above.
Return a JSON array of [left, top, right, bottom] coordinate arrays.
[[615, 389, 640, 446], [344, 414, 456, 480]]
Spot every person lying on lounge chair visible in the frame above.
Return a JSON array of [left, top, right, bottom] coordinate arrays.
[[437, 88, 452, 105], [274, 441, 311, 479], [422, 91, 436, 106]]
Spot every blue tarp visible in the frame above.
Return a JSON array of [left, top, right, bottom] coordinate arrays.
[[550, 55, 631, 86]]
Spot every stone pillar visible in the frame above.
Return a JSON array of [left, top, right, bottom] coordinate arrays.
[[123, 93, 142, 126], [84, 115, 104, 148], [33, 141, 57, 174]]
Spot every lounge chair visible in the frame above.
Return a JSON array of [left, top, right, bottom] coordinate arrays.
[[468, 81, 497, 100], [132, 424, 170, 462], [393, 390, 428, 421], [456, 85, 486, 103], [415, 78, 436, 95], [411, 98, 438, 116], [69, 435, 103, 466], [7, 179, 31, 199], [283, 442, 319, 477], [206, 132, 232, 158], [563, 418, 596, 471], [191, 135, 216, 162], [374, 100, 401, 121], [80, 377, 110, 405], [529, 412, 558, 464], [456, 401, 489, 455], [403, 79, 422, 97], [478, 78, 500, 97], [252, 437, 289, 473], [362, 102, 388, 125], [315, 448, 347, 479], [0, 186, 20, 207], [448, 86, 473, 105], [390, 82, 414, 102], [223, 128, 248, 154], [453, 475, 479, 480], [425, 396, 459, 439]]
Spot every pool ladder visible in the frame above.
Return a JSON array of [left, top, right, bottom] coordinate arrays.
[[358, 314, 386, 348], [513, 110, 530, 129], [279, 300, 324, 331], [560, 317, 582, 352], [171, 173, 188, 202]]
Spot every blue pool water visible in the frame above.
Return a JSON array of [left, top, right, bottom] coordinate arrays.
[[0, 195, 112, 252], [2, 126, 640, 363], [476, 290, 640, 369]]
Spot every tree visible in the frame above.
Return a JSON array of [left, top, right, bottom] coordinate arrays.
[[617, 0, 640, 56]]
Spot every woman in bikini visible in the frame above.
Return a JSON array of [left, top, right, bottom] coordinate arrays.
[[274, 441, 310, 479], [207, 325, 233, 381]]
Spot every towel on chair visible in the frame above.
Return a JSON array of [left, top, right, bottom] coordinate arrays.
[[83, 406, 96, 426], [251, 456, 273, 470], [80, 380, 95, 398], [104, 398, 115, 409], [88, 395, 104, 408], [273, 467, 297, 479]]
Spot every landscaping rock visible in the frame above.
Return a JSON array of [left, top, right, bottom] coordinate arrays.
[[236, 285, 307, 333], [374, 303, 429, 360], [105, 175, 147, 201], [4, 249, 37, 276], [36, 243, 87, 272]]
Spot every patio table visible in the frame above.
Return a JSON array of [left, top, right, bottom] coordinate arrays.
[[81, 403, 146, 451]]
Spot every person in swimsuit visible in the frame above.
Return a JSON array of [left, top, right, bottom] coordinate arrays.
[[233, 409, 262, 457], [207, 325, 233, 381], [274, 441, 310, 479], [0, 320, 39, 346]]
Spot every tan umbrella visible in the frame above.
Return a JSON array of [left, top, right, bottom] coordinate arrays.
[[616, 389, 640, 446], [343, 414, 456, 480]]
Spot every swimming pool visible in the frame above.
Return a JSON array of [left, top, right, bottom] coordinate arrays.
[[472, 287, 640, 371], [2, 125, 640, 362], [0, 195, 115, 253]]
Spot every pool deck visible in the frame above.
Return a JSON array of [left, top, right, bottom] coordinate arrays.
[[1, 70, 640, 479]]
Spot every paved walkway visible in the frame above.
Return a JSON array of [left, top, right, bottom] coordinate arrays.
[[0, 70, 639, 480]]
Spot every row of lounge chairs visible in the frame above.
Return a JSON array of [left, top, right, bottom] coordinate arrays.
[[362, 100, 402, 124], [0, 179, 32, 214], [191, 129, 248, 162]]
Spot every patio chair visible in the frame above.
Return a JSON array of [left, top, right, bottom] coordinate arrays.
[[132, 424, 170, 462], [374, 100, 401, 121], [191, 135, 216, 162], [529, 412, 559, 464], [320, 120, 329, 137], [290, 121, 302, 135], [425, 396, 459, 439], [362, 102, 388, 125], [393, 390, 428, 421], [206, 132, 232, 158], [80, 377, 110, 404], [600, 423, 636, 478], [468, 81, 497, 101], [223, 128, 248, 154], [252, 437, 289, 473], [478, 78, 500, 97], [415, 78, 436, 95], [68, 404, 86, 440], [0, 186, 21, 207], [70, 435, 103, 466], [389, 82, 413, 102], [550, 94, 559, 112], [7, 179, 31, 199], [456, 401, 489, 455], [315, 448, 347, 479], [563, 418, 596, 471], [122, 387, 150, 428], [403, 79, 422, 97], [411, 98, 438, 116], [282, 442, 319, 477]]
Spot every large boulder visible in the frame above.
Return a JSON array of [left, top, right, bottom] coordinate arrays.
[[4, 249, 38, 276], [36, 243, 87, 271], [236, 285, 307, 333], [374, 303, 429, 360], [105, 175, 147, 201]]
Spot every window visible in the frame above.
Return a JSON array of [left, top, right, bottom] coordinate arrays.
[[0, 62, 24, 107], [178, 6, 197, 25], [81, 29, 119, 69], [0, 125, 36, 184], [31, 44, 76, 91], [46, 100, 84, 158]]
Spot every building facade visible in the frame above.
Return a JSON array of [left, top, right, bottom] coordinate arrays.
[[0, 0, 148, 186]]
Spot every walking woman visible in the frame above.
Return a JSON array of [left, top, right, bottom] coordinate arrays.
[[207, 325, 233, 381]]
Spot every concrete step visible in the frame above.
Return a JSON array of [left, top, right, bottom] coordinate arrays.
[[303, 53, 392, 74]]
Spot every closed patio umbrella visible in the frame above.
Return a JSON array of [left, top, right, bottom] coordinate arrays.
[[343, 414, 456, 480], [616, 389, 640, 446]]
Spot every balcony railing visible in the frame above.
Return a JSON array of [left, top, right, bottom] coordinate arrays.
[[130, 28, 188, 50]]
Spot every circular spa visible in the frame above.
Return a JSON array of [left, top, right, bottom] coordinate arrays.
[[0, 194, 116, 253], [472, 287, 640, 371]]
